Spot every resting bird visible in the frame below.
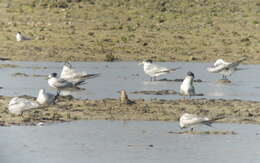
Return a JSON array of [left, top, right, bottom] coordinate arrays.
[[48, 73, 86, 90], [60, 62, 99, 82], [139, 59, 180, 81], [180, 71, 195, 97], [8, 97, 40, 115], [207, 58, 246, 80], [179, 113, 223, 131], [16, 32, 30, 41], [36, 89, 60, 105]]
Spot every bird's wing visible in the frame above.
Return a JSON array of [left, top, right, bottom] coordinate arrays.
[[155, 67, 181, 74], [147, 64, 169, 74], [183, 114, 208, 126], [9, 98, 39, 109], [207, 63, 230, 73], [60, 65, 77, 78], [208, 58, 246, 73], [80, 73, 100, 80], [229, 58, 246, 69], [53, 78, 72, 88], [60, 65, 89, 79]]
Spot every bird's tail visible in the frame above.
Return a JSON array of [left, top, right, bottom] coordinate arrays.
[[155, 67, 181, 74], [237, 57, 247, 63], [75, 80, 87, 86], [203, 114, 225, 127], [169, 67, 181, 72], [233, 57, 247, 66], [82, 73, 100, 80], [209, 114, 225, 122]]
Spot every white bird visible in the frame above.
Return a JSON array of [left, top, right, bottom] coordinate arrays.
[[139, 59, 180, 81], [48, 73, 86, 89], [179, 113, 224, 131], [60, 62, 99, 82], [8, 97, 40, 115], [36, 89, 60, 105], [207, 58, 246, 80], [16, 32, 30, 42], [180, 71, 195, 97]]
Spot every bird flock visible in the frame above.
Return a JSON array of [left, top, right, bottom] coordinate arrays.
[[8, 62, 99, 115], [10, 34, 246, 131], [140, 58, 245, 131]]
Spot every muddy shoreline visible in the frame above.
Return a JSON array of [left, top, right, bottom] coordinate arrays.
[[1, 95, 260, 126]]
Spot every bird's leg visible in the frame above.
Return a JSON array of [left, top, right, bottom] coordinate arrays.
[[222, 75, 227, 80]]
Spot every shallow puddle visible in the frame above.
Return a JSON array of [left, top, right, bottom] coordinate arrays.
[[0, 61, 259, 101]]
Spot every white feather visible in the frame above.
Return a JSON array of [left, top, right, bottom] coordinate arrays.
[[179, 113, 209, 129], [8, 97, 40, 115]]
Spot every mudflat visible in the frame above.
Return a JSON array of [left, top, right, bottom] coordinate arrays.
[[1, 95, 260, 126], [0, 0, 259, 63]]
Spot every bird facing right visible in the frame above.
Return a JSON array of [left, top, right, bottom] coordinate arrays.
[[207, 58, 246, 80], [36, 89, 60, 105], [180, 71, 195, 97]]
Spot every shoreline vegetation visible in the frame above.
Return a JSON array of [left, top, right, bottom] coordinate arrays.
[[0, 0, 259, 63], [1, 95, 260, 126]]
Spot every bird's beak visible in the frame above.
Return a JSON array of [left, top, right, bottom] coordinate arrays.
[[138, 62, 144, 65]]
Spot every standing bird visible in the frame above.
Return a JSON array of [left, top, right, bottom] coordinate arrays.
[[139, 59, 180, 81], [16, 32, 30, 42], [36, 89, 60, 105], [180, 71, 195, 97], [207, 58, 246, 80], [8, 97, 40, 115], [179, 113, 224, 131], [48, 73, 86, 90], [60, 62, 99, 82]]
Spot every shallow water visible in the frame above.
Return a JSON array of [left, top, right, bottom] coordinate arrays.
[[0, 61, 259, 101], [1, 120, 260, 163]]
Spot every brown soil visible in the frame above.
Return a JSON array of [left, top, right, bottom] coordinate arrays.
[[1, 95, 260, 126], [0, 0, 259, 63]]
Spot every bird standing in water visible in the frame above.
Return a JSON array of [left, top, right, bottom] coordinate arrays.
[[207, 58, 246, 80], [180, 71, 195, 98], [139, 59, 180, 81]]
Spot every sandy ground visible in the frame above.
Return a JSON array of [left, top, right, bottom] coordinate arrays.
[[0, 0, 259, 63], [1, 95, 260, 126]]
